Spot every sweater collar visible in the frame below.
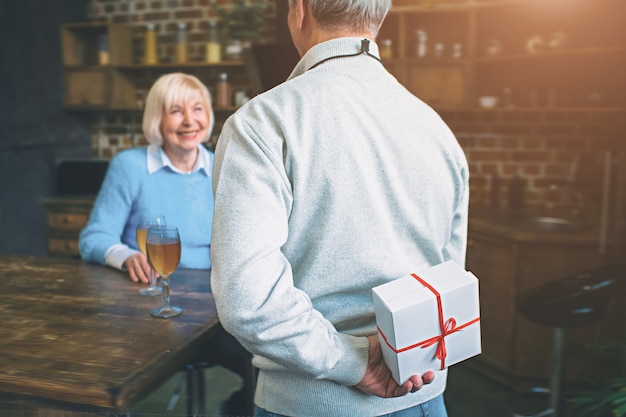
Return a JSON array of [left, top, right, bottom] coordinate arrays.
[[147, 144, 211, 177], [287, 37, 380, 80]]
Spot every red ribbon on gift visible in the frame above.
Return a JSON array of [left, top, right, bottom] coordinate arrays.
[[377, 273, 480, 370]]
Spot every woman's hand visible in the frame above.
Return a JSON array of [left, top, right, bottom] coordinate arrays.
[[356, 335, 435, 398], [123, 253, 151, 284]]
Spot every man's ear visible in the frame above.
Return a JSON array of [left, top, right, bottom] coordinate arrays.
[[377, 11, 389, 34], [293, 0, 306, 31]]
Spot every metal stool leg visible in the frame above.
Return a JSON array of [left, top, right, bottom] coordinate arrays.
[[186, 362, 207, 416], [548, 328, 564, 417], [511, 327, 565, 417]]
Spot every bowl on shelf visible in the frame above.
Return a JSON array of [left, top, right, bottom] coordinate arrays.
[[478, 96, 498, 109]]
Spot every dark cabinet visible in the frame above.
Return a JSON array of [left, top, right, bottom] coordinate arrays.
[[44, 198, 94, 257]]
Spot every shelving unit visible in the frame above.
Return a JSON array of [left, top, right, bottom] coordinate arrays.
[[60, 22, 248, 111], [380, 5, 472, 109], [380, 0, 626, 112], [61, 22, 135, 109]]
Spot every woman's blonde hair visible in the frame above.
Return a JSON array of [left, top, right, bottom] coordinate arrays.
[[142, 73, 214, 146]]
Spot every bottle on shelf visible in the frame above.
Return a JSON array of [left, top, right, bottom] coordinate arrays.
[[175, 23, 189, 63], [144, 23, 158, 64], [452, 43, 463, 59], [224, 39, 244, 61], [98, 33, 109, 65], [216, 73, 232, 108], [205, 20, 222, 64], [416, 29, 428, 58]]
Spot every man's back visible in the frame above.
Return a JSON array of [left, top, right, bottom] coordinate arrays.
[[211, 37, 469, 417]]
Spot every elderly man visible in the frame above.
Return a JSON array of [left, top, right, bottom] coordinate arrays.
[[210, 0, 469, 416]]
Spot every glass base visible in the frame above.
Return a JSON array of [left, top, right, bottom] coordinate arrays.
[[151, 305, 183, 319], [138, 285, 162, 296]]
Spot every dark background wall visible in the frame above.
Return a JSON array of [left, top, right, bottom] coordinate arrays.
[[0, 0, 91, 255]]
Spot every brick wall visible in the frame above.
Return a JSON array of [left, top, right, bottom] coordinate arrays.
[[442, 109, 625, 217], [85, 0, 277, 157], [86, 0, 276, 64], [84, 0, 626, 219]]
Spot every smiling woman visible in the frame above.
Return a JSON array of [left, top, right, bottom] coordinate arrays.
[[79, 72, 216, 279], [77, 71, 255, 414], [143, 74, 214, 144], [141, 73, 215, 173]]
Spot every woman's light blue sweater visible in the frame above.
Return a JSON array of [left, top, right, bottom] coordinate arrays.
[[211, 38, 469, 416], [79, 146, 214, 269]]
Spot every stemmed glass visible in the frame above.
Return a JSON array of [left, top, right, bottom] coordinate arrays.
[[136, 215, 166, 296], [146, 226, 182, 318]]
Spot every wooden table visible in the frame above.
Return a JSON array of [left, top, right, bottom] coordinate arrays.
[[0, 253, 222, 414]]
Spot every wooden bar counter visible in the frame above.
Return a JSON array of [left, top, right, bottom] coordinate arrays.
[[0, 253, 221, 413], [466, 207, 624, 388]]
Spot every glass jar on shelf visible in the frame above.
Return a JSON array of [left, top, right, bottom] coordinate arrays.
[[175, 23, 189, 63], [416, 29, 428, 58], [98, 33, 109, 65], [224, 39, 244, 61], [205, 20, 222, 63], [144, 23, 158, 64]]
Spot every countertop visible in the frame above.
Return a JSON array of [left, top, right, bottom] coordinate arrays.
[[468, 207, 602, 245], [0, 254, 221, 412]]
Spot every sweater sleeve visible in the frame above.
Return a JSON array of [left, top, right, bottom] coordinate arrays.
[[446, 158, 470, 267], [79, 153, 139, 265], [211, 115, 370, 387]]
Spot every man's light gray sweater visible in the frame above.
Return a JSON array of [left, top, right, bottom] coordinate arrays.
[[211, 37, 469, 417]]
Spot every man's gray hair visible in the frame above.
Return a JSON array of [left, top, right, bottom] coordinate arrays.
[[290, 0, 391, 34]]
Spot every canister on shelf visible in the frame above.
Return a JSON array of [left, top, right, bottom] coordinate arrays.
[[452, 43, 463, 59], [144, 23, 158, 64], [205, 20, 222, 63], [175, 23, 189, 63], [224, 39, 244, 61], [216, 73, 232, 108], [98, 33, 109, 65], [416, 29, 428, 58]]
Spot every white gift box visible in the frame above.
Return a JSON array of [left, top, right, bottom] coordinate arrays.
[[372, 261, 481, 384]]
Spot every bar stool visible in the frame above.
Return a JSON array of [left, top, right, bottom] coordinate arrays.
[[183, 352, 257, 416], [167, 330, 257, 416], [510, 264, 623, 417]]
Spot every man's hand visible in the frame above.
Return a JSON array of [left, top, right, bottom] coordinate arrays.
[[123, 253, 151, 283], [356, 335, 435, 398]]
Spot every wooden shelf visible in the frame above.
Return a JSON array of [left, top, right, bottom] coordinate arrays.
[[62, 61, 246, 70], [383, 0, 625, 111], [61, 22, 132, 67], [402, 58, 471, 65], [475, 46, 626, 63], [214, 106, 240, 112], [470, 107, 626, 112], [389, 4, 471, 13], [60, 23, 249, 113], [114, 61, 245, 70]]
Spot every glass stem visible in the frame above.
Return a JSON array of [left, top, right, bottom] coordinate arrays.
[[149, 268, 156, 288], [162, 275, 171, 308]]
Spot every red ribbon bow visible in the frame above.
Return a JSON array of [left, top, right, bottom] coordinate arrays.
[[377, 273, 480, 370]]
